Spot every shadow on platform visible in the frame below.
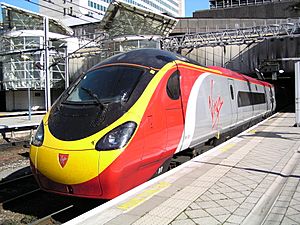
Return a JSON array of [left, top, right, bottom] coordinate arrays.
[[193, 160, 300, 179]]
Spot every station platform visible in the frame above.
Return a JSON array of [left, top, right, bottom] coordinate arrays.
[[0, 111, 46, 118], [0, 114, 44, 131], [65, 112, 300, 225]]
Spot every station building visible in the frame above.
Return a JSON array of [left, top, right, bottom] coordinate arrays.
[[39, 0, 185, 26], [0, 1, 177, 111], [0, 4, 81, 111], [1, 0, 299, 112]]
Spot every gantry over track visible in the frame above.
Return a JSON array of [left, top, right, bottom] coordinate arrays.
[[161, 18, 300, 52], [209, 0, 284, 9]]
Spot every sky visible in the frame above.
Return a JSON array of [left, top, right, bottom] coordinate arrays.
[[0, 0, 209, 17], [0, 0, 38, 12], [185, 0, 209, 17]]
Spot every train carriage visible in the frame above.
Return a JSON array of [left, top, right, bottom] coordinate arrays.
[[30, 49, 275, 199]]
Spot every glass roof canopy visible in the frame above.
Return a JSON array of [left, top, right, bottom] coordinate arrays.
[[0, 2, 73, 35], [99, 0, 178, 38]]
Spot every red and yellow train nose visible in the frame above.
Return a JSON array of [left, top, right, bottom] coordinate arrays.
[[30, 144, 124, 197], [30, 110, 138, 198], [30, 145, 103, 197], [29, 121, 122, 198]]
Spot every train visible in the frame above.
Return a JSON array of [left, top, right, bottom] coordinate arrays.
[[30, 48, 276, 199]]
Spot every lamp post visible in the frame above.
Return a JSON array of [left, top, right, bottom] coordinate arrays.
[[44, 16, 51, 112], [296, 62, 300, 127], [21, 54, 31, 121]]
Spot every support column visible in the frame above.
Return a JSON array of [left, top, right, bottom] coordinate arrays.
[[44, 16, 51, 112], [295, 62, 300, 127], [64, 47, 69, 89]]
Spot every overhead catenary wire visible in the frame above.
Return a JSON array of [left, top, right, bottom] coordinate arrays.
[[0, 0, 108, 46], [40, 0, 100, 19], [63, 0, 105, 16], [48, 32, 110, 67], [0, 27, 108, 45], [23, 0, 101, 25]]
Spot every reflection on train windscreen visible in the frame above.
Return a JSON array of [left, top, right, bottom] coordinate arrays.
[[66, 66, 145, 104]]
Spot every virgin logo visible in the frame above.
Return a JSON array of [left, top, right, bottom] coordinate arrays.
[[58, 153, 69, 168], [208, 80, 224, 129]]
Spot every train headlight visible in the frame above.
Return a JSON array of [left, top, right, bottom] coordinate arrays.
[[96, 122, 137, 150], [31, 122, 44, 147]]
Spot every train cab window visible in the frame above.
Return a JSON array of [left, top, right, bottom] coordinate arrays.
[[65, 66, 144, 104], [166, 71, 180, 100], [230, 85, 234, 100]]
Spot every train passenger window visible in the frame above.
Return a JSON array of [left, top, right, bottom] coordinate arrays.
[[230, 85, 234, 100], [166, 71, 180, 100], [238, 92, 251, 107], [252, 92, 266, 105], [238, 91, 266, 107]]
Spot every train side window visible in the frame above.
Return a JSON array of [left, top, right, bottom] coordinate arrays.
[[230, 85, 234, 100], [238, 91, 266, 107], [238, 91, 251, 107], [166, 71, 180, 100]]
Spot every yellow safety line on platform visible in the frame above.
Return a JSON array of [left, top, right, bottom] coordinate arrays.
[[219, 143, 236, 152], [117, 181, 170, 211], [248, 129, 257, 134]]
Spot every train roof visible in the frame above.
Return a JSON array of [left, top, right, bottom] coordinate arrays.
[[89, 48, 204, 71], [89, 49, 272, 88], [209, 66, 273, 87]]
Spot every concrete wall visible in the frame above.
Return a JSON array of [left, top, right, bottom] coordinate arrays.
[[4, 89, 64, 111], [194, 1, 300, 19], [181, 36, 300, 76], [173, 18, 294, 34], [181, 37, 298, 109], [5, 90, 45, 111], [173, 17, 300, 76]]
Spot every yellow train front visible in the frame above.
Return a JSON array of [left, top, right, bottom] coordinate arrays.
[[30, 49, 187, 199]]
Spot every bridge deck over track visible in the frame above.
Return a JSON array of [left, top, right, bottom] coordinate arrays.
[[162, 18, 300, 51]]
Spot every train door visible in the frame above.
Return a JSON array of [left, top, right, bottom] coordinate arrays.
[[269, 87, 275, 111], [228, 79, 238, 125], [164, 69, 185, 155], [263, 86, 269, 111]]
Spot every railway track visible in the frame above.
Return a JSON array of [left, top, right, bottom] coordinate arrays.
[[0, 173, 34, 186], [0, 140, 30, 150], [30, 205, 74, 225], [1, 171, 106, 224], [2, 188, 41, 205], [0, 172, 40, 204]]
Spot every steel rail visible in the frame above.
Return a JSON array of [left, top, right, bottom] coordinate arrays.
[[29, 205, 74, 225], [1, 188, 41, 205], [0, 174, 33, 186]]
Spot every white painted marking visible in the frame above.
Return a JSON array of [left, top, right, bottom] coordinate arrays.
[[176, 73, 211, 153]]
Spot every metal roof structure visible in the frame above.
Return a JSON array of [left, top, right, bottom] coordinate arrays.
[[162, 18, 300, 51], [0, 2, 73, 91], [0, 2, 73, 35], [99, 0, 178, 38]]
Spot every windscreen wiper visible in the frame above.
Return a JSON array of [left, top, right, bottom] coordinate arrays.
[[81, 87, 105, 110]]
